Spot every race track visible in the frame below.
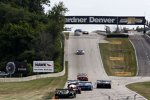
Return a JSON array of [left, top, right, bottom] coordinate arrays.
[[62, 33, 149, 100], [130, 34, 150, 76]]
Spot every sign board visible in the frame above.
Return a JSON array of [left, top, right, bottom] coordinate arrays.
[[33, 61, 54, 72], [6, 62, 16, 75], [15, 61, 27, 73], [118, 17, 145, 25], [65, 16, 145, 25]]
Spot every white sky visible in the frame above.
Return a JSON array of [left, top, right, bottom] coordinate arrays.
[[44, 0, 150, 32]]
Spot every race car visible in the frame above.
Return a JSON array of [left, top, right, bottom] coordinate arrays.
[[77, 73, 88, 81], [82, 31, 89, 34], [55, 89, 76, 99], [68, 80, 81, 94], [68, 84, 81, 94], [96, 80, 111, 89], [78, 81, 93, 90], [76, 50, 85, 55], [74, 29, 82, 36]]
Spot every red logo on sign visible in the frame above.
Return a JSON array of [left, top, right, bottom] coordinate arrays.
[[47, 64, 52, 66]]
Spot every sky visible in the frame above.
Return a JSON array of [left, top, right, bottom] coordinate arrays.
[[44, 0, 150, 32]]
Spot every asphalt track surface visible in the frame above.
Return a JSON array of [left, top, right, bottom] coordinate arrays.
[[130, 34, 150, 76], [61, 33, 150, 100]]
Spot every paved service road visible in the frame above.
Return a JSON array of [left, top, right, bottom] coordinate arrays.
[[130, 34, 150, 76], [62, 33, 149, 100]]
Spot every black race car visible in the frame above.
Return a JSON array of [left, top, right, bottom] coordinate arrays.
[[96, 80, 111, 89], [82, 31, 89, 34], [55, 89, 76, 99]]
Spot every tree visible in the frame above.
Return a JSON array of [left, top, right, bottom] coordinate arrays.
[[0, 0, 68, 75], [0, 22, 34, 61], [47, 2, 68, 39], [0, 0, 50, 14]]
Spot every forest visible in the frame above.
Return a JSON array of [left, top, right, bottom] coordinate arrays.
[[0, 0, 68, 76]]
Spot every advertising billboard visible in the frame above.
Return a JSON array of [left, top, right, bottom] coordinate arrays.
[[65, 16, 145, 25], [15, 61, 27, 73], [33, 61, 54, 72], [118, 17, 145, 25], [5, 61, 28, 76]]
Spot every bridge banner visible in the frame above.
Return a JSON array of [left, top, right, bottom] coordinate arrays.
[[65, 16, 145, 25], [118, 17, 145, 25]]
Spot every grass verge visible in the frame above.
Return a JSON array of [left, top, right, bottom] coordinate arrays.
[[99, 38, 137, 76], [126, 82, 150, 99], [0, 61, 68, 100]]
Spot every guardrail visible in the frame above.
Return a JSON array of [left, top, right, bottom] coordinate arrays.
[[0, 68, 65, 82]]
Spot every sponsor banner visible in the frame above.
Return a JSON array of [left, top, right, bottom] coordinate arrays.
[[33, 61, 54, 72], [65, 16, 117, 24], [6, 62, 16, 75], [15, 61, 27, 73], [118, 17, 145, 25], [5, 61, 28, 74], [65, 16, 145, 25]]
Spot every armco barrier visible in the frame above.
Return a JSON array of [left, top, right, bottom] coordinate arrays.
[[0, 67, 65, 82]]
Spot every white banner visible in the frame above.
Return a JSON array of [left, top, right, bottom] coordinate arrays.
[[33, 61, 54, 72]]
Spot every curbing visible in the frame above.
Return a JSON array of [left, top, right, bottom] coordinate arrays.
[[129, 38, 139, 76], [128, 36, 148, 100], [129, 34, 150, 76]]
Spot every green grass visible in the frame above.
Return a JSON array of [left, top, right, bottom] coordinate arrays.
[[100, 37, 149, 99], [0, 61, 68, 100], [126, 82, 150, 99], [99, 38, 137, 76]]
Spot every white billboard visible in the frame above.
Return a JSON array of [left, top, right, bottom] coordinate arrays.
[[33, 61, 54, 72]]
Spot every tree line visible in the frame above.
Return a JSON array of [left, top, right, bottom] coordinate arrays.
[[0, 0, 68, 76]]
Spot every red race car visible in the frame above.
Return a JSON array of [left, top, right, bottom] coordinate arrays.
[[77, 73, 88, 81]]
